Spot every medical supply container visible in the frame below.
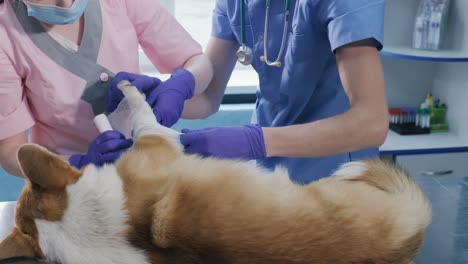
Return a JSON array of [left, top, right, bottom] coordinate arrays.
[[413, 0, 451, 51], [388, 94, 449, 135]]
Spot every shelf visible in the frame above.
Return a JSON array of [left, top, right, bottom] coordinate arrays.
[[380, 130, 468, 155], [380, 45, 468, 62]]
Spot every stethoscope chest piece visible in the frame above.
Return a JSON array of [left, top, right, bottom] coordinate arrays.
[[237, 44, 254, 66]]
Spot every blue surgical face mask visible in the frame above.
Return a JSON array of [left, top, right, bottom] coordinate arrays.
[[23, 0, 88, 25]]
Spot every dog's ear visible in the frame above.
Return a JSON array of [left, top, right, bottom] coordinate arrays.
[[0, 227, 38, 260], [17, 144, 81, 189]]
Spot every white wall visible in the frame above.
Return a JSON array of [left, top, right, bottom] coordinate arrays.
[[442, 0, 468, 52], [383, 0, 420, 47], [382, 56, 437, 108], [159, 0, 175, 15]]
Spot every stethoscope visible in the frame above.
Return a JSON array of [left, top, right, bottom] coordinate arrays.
[[236, 0, 291, 67]]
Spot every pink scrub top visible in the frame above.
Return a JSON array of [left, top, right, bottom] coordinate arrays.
[[0, 0, 201, 155]]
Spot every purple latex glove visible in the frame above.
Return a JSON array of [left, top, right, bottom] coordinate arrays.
[[68, 131, 133, 169], [106, 69, 195, 128], [145, 68, 195, 127], [180, 124, 266, 160], [106, 72, 162, 113]]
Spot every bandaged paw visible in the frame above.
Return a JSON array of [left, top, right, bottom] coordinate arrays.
[[114, 81, 182, 149]]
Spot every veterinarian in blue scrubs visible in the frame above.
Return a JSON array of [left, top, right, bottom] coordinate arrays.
[[112, 0, 389, 184]]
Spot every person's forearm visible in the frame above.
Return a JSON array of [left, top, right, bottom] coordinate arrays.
[[182, 37, 239, 119], [0, 132, 28, 178], [181, 53, 218, 119], [263, 107, 389, 158], [1, 153, 24, 177], [182, 92, 220, 119], [264, 39, 389, 158], [182, 70, 232, 119], [183, 53, 214, 96]]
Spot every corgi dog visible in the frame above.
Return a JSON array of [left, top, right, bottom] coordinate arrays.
[[0, 82, 431, 264]]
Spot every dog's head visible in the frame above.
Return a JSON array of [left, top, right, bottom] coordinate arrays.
[[0, 143, 81, 261], [0, 144, 147, 263]]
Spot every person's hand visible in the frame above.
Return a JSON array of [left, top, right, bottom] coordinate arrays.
[[180, 124, 266, 160], [145, 68, 195, 127], [107, 69, 195, 128], [68, 131, 133, 169], [106, 72, 162, 113]]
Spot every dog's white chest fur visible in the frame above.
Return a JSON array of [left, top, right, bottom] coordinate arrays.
[[35, 165, 149, 264]]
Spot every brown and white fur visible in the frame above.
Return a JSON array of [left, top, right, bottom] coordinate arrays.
[[0, 82, 432, 264]]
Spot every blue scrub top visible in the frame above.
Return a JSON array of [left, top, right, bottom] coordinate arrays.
[[212, 0, 385, 184]]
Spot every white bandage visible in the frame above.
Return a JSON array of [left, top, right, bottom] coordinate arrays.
[[107, 81, 182, 150]]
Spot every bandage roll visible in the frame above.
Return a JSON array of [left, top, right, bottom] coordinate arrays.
[[93, 114, 113, 133]]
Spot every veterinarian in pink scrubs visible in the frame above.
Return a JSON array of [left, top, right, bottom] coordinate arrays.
[[0, 0, 213, 176]]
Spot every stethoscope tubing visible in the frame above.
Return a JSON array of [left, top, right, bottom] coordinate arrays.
[[238, 0, 291, 67]]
